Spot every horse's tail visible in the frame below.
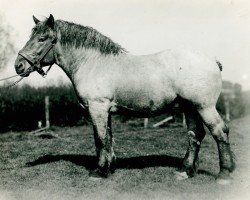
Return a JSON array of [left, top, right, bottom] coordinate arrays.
[[216, 60, 223, 71]]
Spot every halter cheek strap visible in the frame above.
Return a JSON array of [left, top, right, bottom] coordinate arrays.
[[18, 37, 56, 77]]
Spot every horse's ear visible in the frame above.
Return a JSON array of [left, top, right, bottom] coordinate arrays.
[[46, 14, 55, 29], [33, 16, 40, 24]]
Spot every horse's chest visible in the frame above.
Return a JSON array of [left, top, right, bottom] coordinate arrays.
[[74, 78, 113, 103]]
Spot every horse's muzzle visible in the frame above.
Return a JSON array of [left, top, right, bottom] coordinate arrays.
[[15, 64, 31, 77], [14, 55, 32, 77], [15, 62, 25, 74]]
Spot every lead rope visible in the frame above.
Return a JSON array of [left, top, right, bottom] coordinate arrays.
[[0, 64, 53, 89], [0, 74, 22, 82], [6, 77, 24, 88], [0, 68, 32, 89]]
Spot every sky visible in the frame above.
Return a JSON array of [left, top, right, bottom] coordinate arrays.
[[0, 0, 250, 90]]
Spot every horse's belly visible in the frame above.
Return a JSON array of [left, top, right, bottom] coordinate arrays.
[[112, 90, 177, 117]]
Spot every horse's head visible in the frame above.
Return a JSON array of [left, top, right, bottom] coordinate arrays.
[[15, 14, 57, 77]]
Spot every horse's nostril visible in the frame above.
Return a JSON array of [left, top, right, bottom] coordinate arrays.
[[18, 63, 24, 68], [16, 63, 25, 73]]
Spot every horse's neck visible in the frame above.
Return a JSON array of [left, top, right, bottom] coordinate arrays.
[[54, 44, 104, 82]]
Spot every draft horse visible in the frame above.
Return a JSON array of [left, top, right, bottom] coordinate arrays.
[[14, 15, 235, 184]]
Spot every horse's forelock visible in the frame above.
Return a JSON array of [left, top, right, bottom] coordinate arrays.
[[31, 22, 50, 37]]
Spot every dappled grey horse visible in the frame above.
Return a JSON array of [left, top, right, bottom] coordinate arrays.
[[14, 15, 235, 184]]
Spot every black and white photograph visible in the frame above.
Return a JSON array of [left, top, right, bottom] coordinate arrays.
[[0, 0, 249, 199]]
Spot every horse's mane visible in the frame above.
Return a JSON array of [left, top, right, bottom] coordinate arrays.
[[54, 20, 126, 55], [31, 19, 126, 55]]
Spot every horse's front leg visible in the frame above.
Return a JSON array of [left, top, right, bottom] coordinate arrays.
[[88, 100, 116, 178]]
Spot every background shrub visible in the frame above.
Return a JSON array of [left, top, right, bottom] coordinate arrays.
[[0, 84, 85, 132], [0, 81, 247, 133]]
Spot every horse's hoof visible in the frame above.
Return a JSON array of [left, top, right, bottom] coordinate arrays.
[[216, 173, 232, 185], [216, 170, 232, 185], [174, 171, 189, 180], [89, 169, 108, 179], [88, 175, 103, 181]]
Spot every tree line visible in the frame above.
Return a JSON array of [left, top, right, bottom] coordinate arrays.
[[0, 81, 247, 133]]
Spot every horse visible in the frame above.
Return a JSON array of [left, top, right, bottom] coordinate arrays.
[[14, 14, 235, 184]]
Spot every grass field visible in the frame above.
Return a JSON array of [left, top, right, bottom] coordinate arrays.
[[0, 116, 249, 200]]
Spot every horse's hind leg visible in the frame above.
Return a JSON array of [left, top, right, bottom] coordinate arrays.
[[176, 101, 206, 179], [198, 106, 235, 184], [107, 114, 117, 174], [88, 100, 116, 178]]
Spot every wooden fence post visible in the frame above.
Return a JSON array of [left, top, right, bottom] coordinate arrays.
[[224, 100, 230, 121], [144, 118, 148, 129], [30, 96, 50, 134], [182, 113, 186, 127], [45, 96, 50, 128]]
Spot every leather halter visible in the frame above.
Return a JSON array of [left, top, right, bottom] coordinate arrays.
[[18, 37, 56, 77]]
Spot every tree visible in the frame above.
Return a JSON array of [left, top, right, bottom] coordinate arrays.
[[0, 14, 15, 71]]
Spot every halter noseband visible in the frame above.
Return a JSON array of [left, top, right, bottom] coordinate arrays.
[[18, 37, 57, 77]]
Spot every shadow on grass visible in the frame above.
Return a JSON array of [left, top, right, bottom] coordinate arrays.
[[26, 154, 183, 171], [26, 154, 216, 178]]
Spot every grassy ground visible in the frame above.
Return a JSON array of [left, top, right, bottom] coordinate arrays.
[[0, 116, 249, 200]]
